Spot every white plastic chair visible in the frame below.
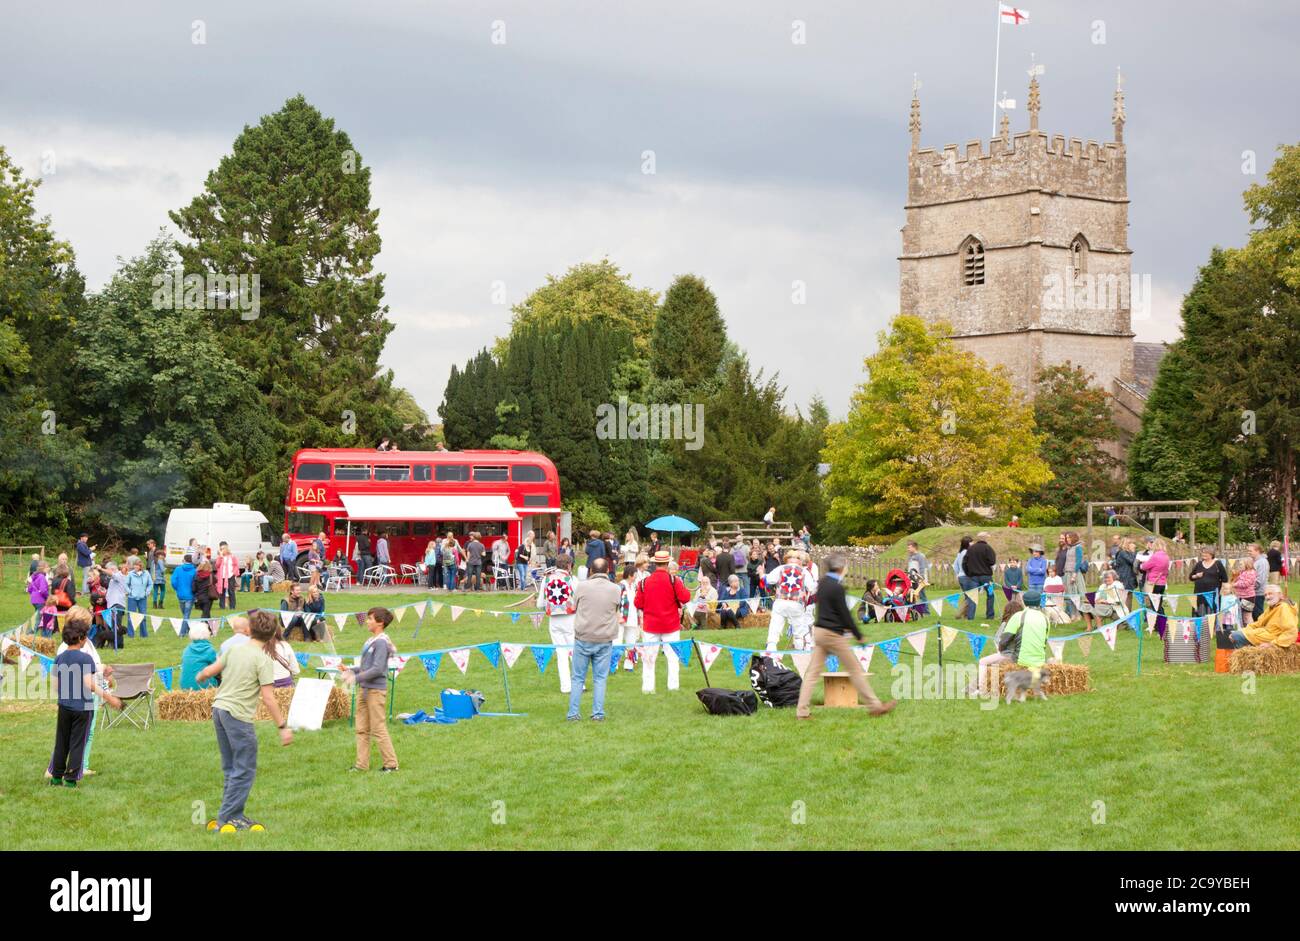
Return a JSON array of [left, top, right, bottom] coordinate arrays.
[[362, 565, 396, 587], [491, 563, 517, 591]]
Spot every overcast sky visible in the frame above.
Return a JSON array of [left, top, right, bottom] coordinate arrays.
[[4, 0, 1296, 421]]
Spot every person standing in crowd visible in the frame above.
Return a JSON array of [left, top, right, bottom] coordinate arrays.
[[464, 531, 485, 591], [1189, 548, 1228, 617], [799, 525, 812, 550], [567, 557, 622, 722], [764, 550, 817, 651], [125, 556, 151, 637], [215, 541, 239, 611], [1053, 534, 1069, 590], [423, 540, 440, 590], [1268, 540, 1284, 584], [171, 554, 196, 633], [1112, 537, 1137, 604], [584, 529, 606, 571], [1025, 545, 1048, 593], [699, 547, 718, 586], [1134, 537, 1154, 593], [514, 531, 534, 590], [616, 563, 642, 672], [690, 575, 718, 630], [715, 539, 735, 586], [906, 541, 930, 607], [539, 557, 578, 693], [1226, 583, 1297, 649], [375, 531, 391, 569], [603, 532, 619, 566], [1003, 556, 1023, 593], [75, 534, 94, 593], [1250, 543, 1270, 621], [312, 531, 326, 561], [746, 545, 763, 599], [196, 611, 293, 831], [964, 533, 997, 620], [441, 531, 460, 591], [103, 561, 128, 641], [635, 549, 691, 693], [1231, 559, 1258, 625], [542, 531, 558, 568], [342, 607, 399, 772], [279, 534, 298, 582], [150, 549, 167, 609], [796, 553, 895, 720], [622, 528, 640, 565], [27, 559, 50, 625], [1062, 532, 1087, 617], [954, 535, 973, 619], [193, 559, 216, 623], [1140, 539, 1171, 616]]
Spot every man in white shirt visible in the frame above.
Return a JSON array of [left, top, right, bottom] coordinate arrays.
[[376, 534, 391, 566], [764, 551, 817, 651]]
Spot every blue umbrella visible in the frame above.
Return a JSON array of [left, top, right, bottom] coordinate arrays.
[[645, 515, 699, 533]]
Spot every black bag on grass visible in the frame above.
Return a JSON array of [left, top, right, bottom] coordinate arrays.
[[749, 653, 801, 708], [696, 688, 758, 716]]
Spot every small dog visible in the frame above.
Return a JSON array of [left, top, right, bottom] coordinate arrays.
[[1002, 668, 1051, 703]]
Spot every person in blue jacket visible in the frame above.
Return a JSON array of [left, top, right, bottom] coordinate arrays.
[[1025, 545, 1048, 592], [171, 555, 197, 635]]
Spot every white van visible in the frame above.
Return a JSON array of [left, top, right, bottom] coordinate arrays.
[[163, 503, 277, 567]]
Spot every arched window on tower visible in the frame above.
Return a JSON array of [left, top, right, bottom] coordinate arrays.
[[960, 237, 985, 286], [1070, 235, 1089, 279]]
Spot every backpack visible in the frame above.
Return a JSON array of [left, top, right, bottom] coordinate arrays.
[[52, 577, 73, 609], [1077, 544, 1089, 574], [696, 688, 758, 716], [749, 653, 802, 708]]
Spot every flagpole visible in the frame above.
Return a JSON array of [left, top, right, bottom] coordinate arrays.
[[991, 2, 1003, 140]]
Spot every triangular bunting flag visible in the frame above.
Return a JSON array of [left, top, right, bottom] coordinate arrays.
[[940, 626, 958, 651], [530, 613, 544, 629], [530, 645, 554, 674], [321, 655, 343, 671], [931, 598, 944, 618], [790, 652, 811, 677], [906, 631, 927, 657], [280, 611, 294, 628], [1085, 592, 1096, 606], [334, 614, 349, 631], [449, 648, 471, 673], [871, 604, 887, 623], [510, 612, 521, 623], [670, 640, 693, 668], [1077, 635, 1093, 657], [428, 602, 443, 618], [1101, 624, 1117, 651], [295, 652, 311, 668], [129, 611, 145, 630], [700, 643, 723, 670], [170, 617, 185, 636], [389, 655, 411, 674], [1048, 639, 1065, 662], [730, 647, 750, 676], [158, 667, 173, 691], [413, 600, 428, 621], [965, 588, 981, 606], [420, 652, 442, 679], [640, 643, 659, 665], [19, 649, 34, 671], [879, 638, 901, 666], [151, 615, 165, 631], [354, 612, 366, 628], [479, 642, 502, 668], [855, 645, 874, 673], [825, 654, 839, 673], [392, 606, 407, 623], [967, 632, 986, 660], [39, 655, 54, 676], [450, 606, 465, 622], [501, 643, 525, 668]]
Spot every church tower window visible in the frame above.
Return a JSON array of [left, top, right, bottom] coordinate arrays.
[[961, 237, 985, 286], [1070, 235, 1089, 278]]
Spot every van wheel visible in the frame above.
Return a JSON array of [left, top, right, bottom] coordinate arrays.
[[296, 552, 312, 574]]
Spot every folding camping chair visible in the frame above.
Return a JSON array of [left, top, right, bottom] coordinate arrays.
[[99, 663, 156, 731]]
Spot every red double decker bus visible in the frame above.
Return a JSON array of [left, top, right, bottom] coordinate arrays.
[[282, 448, 562, 570]]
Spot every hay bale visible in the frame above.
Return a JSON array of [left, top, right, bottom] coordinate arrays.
[[1229, 643, 1300, 675], [2, 633, 58, 663], [985, 661, 1090, 698], [702, 609, 771, 629], [157, 685, 350, 722]]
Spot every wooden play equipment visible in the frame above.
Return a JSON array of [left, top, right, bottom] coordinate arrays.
[[1084, 500, 1226, 562], [821, 672, 860, 707]]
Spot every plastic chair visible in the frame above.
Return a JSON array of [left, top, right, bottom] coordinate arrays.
[[491, 563, 517, 591], [99, 663, 155, 731]]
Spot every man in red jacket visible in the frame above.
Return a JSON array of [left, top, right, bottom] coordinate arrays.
[[634, 549, 691, 693]]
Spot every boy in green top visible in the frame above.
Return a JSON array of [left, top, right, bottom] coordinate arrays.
[[1002, 588, 1052, 675], [196, 610, 292, 832]]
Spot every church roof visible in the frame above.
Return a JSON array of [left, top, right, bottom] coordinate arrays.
[[1132, 341, 1169, 395]]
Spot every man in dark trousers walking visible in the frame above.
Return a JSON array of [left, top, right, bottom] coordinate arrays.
[[963, 532, 998, 620], [796, 553, 896, 720]]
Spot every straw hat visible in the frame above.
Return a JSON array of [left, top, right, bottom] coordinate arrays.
[[652, 549, 671, 564]]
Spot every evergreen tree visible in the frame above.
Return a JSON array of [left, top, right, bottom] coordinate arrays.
[[1030, 363, 1123, 519], [650, 274, 725, 395], [170, 95, 407, 518]]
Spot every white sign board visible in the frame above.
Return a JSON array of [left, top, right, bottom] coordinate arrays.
[[286, 677, 334, 731]]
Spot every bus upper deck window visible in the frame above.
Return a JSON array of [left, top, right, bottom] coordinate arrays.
[[296, 462, 331, 481]]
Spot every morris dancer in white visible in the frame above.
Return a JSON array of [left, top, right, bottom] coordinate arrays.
[[538, 556, 577, 693], [765, 550, 816, 651]]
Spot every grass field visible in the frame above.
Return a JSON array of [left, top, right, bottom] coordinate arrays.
[[2, 564, 1297, 851]]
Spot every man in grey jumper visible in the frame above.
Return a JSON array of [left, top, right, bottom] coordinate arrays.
[[567, 558, 623, 722], [342, 607, 398, 772]]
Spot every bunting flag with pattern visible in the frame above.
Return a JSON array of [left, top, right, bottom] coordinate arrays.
[[320, 655, 343, 671], [531, 645, 553, 674], [530, 613, 544, 629], [449, 648, 472, 673], [880, 638, 901, 666], [825, 655, 839, 673], [967, 631, 987, 660], [479, 642, 502, 668], [420, 653, 442, 679], [700, 643, 723, 670], [730, 647, 750, 676], [295, 652, 311, 668], [158, 667, 173, 691], [1101, 624, 1118, 651], [501, 643, 525, 668], [855, 645, 874, 673], [670, 640, 693, 668]]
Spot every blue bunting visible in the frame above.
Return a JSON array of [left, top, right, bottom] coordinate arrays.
[[531, 645, 553, 674], [826, 655, 839, 673], [420, 652, 442, 679], [295, 652, 310, 668], [39, 655, 54, 676], [609, 644, 625, 671], [509, 612, 520, 623], [880, 638, 901, 666], [479, 642, 502, 668], [670, 640, 693, 668], [968, 633, 987, 660], [158, 667, 173, 691], [731, 647, 751, 676]]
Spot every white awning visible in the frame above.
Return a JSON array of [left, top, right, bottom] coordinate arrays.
[[338, 493, 519, 522]]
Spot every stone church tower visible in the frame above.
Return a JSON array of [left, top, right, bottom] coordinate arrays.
[[899, 70, 1159, 454]]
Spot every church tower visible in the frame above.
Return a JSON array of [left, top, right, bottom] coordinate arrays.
[[899, 68, 1146, 451]]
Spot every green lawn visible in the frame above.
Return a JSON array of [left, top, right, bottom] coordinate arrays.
[[2, 572, 1296, 851]]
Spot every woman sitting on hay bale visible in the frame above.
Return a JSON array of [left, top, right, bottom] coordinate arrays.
[[180, 623, 219, 690], [1082, 570, 1128, 631], [1226, 584, 1297, 650]]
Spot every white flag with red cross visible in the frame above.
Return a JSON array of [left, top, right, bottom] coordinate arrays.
[[999, 4, 1029, 25]]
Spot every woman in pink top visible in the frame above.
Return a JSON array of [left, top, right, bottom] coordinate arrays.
[[1140, 539, 1171, 614], [1232, 561, 1258, 625]]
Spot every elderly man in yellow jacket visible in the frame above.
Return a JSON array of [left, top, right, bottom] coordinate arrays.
[[1228, 583, 1298, 649]]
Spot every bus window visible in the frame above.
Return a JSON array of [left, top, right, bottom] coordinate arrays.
[[511, 464, 547, 482], [296, 462, 331, 480], [434, 464, 470, 482], [412, 521, 433, 536], [287, 512, 328, 533], [473, 465, 509, 482], [414, 464, 432, 481], [523, 494, 551, 507], [334, 464, 372, 481], [374, 465, 412, 481]]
